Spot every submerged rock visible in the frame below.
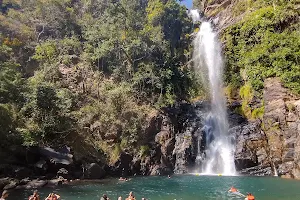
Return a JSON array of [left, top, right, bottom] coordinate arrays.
[[0, 178, 10, 190], [240, 166, 272, 176], [14, 167, 32, 179], [25, 179, 48, 189], [3, 180, 19, 190]]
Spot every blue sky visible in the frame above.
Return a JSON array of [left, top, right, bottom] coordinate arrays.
[[179, 0, 193, 9]]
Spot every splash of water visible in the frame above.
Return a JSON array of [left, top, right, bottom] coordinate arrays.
[[191, 10, 236, 175]]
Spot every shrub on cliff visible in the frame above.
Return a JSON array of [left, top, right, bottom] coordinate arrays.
[[223, 0, 300, 95]]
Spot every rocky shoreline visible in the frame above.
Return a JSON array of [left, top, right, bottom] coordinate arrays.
[[1, 79, 300, 190]]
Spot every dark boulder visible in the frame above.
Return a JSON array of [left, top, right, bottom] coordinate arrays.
[[240, 166, 272, 176], [149, 164, 172, 176], [14, 167, 32, 179], [19, 178, 31, 185], [39, 146, 73, 166], [25, 179, 48, 189], [108, 152, 133, 177], [57, 168, 70, 179], [231, 120, 267, 171], [85, 163, 105, 179], [0, 178, 10, 190], [3, 180, 19, 190]]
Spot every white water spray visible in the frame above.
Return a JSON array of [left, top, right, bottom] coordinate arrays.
[[191, 10, 236, 175]]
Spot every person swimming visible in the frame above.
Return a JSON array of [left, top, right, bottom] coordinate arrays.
[[29, 190, 40, 200], [100, 194, 109, 200], [228, 186, 238, 193], [119, 177, 129, 182], [45, 193, 60, 200], [245, 193, 255, 200], [0, 190, 9, 200], [126, 191, 135, 200]]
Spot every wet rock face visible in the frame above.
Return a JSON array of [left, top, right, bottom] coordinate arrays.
[[173, 130, 194, 174], [230, 120, 266, 171], [85, 163, 105, 179], [263, 78, 300, 178], [263, 78, 287, 165], [240, 166, 272, 176], [229, 78, 300, 178], [154, 115, 175, 170], [172, 101, 208, 174]]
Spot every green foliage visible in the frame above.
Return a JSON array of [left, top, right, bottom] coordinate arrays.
[[0, 0, 200, 163], [239, 83, 253, 118], [139, 145, 150, 159], [223, 0, 300, 94], [251, 106, 265, 120], [286, 103, 296, 112], [20, 81, 76, 145], [33, 41, 58, 62], [110, 144, 122, 164], [239, 83, 265, 119]]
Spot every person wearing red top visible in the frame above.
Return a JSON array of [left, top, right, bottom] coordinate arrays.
[[245, 193, 255, 200]]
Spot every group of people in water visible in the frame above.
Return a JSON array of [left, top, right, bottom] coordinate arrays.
[[0, 190, 60, 200], [1, 190, 144, 200], [1, 182, 254, 200], [101, 191, 146, 200], [229, 186, 255, 200]]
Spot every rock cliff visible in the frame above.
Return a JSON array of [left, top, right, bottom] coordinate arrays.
[[229, 78, 300, 178]]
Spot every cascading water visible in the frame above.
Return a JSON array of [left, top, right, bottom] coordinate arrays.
[[190, 10, 236, 175]]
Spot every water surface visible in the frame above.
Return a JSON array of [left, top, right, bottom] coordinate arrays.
[[9, 175, 300, 200]]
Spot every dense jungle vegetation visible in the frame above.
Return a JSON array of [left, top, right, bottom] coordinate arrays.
[[0, 0, 200, 161], [1, 0, 299, 163]]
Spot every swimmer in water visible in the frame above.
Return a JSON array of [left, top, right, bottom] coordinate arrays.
[[228, 186, 238, 193], [126, 191, 135, 200], [29, 190, 40, 200]]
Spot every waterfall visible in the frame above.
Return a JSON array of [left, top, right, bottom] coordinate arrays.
[[190, 10, 236, 175], [272, 162, 278, 176]]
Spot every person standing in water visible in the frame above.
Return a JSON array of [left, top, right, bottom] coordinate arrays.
[[0, 190, 9, 200]]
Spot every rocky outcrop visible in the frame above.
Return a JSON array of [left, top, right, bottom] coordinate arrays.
[[154, 115, 175, 173], [0, 78, 298, 180], [84, 163, 105, 179], [231, 120, 268, 171], [196, 0, 246, 31], [171, 102, 208, 174], [173, 130, 194, 174], [262, 78, 300, 178], [232, 78, 300, 178]]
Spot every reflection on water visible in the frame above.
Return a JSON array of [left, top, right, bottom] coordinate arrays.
[[9, 175, 300, 200]]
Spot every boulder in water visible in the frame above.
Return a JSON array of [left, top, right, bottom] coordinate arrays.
[[0, 178, 10, 190], [3, 180, 19, 190], [14, 167, 32, 179], [25, 179, 48, 189]]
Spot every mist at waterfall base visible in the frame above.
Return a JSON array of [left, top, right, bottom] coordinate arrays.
[[191, 10, 236, 176]]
